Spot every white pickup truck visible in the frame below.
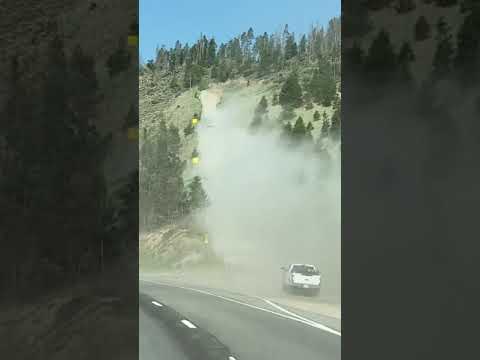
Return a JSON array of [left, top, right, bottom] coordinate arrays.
[[281, 264, 321, 296]]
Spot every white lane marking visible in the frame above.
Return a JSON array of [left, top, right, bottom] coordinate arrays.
[[151, 301, 163, 307], [262, 299, 341, 337], [141, 279, 341, 337], [181, 319, 197, 329], [228, 356, 237, 360]]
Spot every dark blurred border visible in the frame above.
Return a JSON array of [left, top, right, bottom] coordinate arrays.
[[0, 1, 138, 358], [342, 1, 479, 359]]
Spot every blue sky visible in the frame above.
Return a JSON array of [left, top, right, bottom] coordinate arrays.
[[140, 0, 340, 62]]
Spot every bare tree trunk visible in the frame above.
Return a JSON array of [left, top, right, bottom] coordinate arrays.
[[13, 263, 18, 301], [100, 238, 104, 273]]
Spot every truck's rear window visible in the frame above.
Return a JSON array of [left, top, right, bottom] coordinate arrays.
[[291, 265, 319, 275]]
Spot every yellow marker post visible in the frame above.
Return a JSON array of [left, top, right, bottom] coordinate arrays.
[[191, 157, 200, 165], [128, 35, 138, 47], [203, 234, 209, 245], [127, 127, 139, 141]]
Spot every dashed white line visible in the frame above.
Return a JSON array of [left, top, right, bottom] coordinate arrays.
[[181, 319, 197, 329], [141, 279, 341, 337], [151, 300, 163, 307]]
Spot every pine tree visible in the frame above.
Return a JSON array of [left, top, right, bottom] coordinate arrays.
[[184, 63, 205, 88], [280, 122, 293, 144], [330, 97, 341, 141], [299, 35, 307, 59], [432, 17, 454, 80], [207, 38, 217, 66], [285, 33, 298, 60], [68, 44, 99, 138], [255, 96, 268, 116], [232, 37, 242, 65], [272, 93, 279, 105], [168, 125, 182, 154], [309, 64, 336, 106], [192, 148, 199, 159], [173, 40, 183, 67], [107, 39, 131, 77], [305, 122, 314, 144], [279, 72, 303, 109], [292, 116, 306, 143], [395, 0, 416, 13], [250, 96, 269, 132], [321, 72, 337, 107], [397, 42, 415, 84], [169, 75, 180, 91], [455, 6, 480, 88], [344, 42, 365, 82], [415, 16, 431, 42], [184, 62, 193, 88], [217, 60, 230, 82], [365, 29, 397, 85], [115, 170, 139, 243], [2, 56, 33, 218], [256, 32, 272, 74], [245, 27, 255, 63], [146, 59, 155, 71], [272, 35, 284, 70], [187, 176, 209, 210], [321, 113, 330, 138], [210, 64, 218, 80], [313, 110, 321, 122], [124, 104, 137, 130], [304, 98, 314, 110], [43, 33, 73, 168], [249, 113, 263, 131]]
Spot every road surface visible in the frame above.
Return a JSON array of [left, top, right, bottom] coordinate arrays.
[[141, 268, 341, 321], [140, 279, 341, 360], [140, 307, 190, 360]]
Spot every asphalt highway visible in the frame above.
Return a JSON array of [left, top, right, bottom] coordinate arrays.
[[139, 280, 340, 360]]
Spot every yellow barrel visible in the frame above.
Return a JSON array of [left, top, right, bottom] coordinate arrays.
[[127, 127, 139, 141], [128, 35, 138, 46], [192, 118, 199, 126]]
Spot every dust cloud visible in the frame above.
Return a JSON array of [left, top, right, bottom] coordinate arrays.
[[193, 88, 341, 300]]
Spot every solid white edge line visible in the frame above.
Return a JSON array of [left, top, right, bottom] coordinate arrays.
[[181, 319, 197, 329], [141, 279, 341, 337], [262, 299, 341, 337], [151, 301, 163, 307]]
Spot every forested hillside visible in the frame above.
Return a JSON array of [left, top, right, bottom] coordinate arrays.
[[144, 20, 340, 87], [139, 19, 341, 239], [0, 5, 138, 301]]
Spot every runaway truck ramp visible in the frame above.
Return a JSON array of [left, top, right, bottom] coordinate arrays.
[[139, 293, 237, 360]]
